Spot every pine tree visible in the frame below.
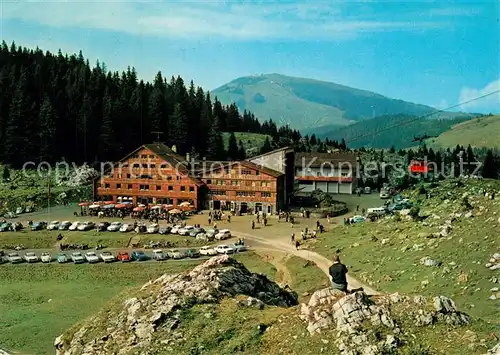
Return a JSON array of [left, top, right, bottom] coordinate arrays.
[[389, 146, 395, 154], [169, 103, 188, 153], [99, 93, 116, 159], [237, 140, 246, 159], [227, 132, 239, 160], [482, 150, 498, 179], [207, 117, 225, 160], [38, 95, 57, 162], [2, 165, 10, 182], [260, 136, 272, 154], [310, 134, 317, 146]]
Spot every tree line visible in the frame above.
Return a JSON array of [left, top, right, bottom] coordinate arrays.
[[0, 42, 306, 168]]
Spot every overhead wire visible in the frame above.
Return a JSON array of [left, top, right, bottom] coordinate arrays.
[[345, 89, 500, 144]]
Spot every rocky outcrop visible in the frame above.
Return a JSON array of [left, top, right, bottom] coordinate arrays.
[[300, 288, 471, 355], [485, 342, 500, 355], [55, 255, 298, 355]]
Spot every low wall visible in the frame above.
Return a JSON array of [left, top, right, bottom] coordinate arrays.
[[289, 201, 349, 219]]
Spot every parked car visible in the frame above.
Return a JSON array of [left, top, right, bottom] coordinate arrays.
[[196, 232, 210, 241], [31, 221, 47, 231], [57, 253, 68, 263], [167, 249, 185, 259], [178, 226, 194, 236], [12, 222, 23, 231], [97, 222, 110, 232], [107, 222, 122, 232], [119, 223, 134, 232], [170, 225, 183, 234], [15, 207, 24, 214], [85, 251, 100, 263], [215, 229, 231, 240], [185, 248, 200, 258], [131, 250, 148, 261], [117, 251, 131, 262], [205, 228, 219, 239], [189, 228, 204, 238], [152, 249, 167, 261], [349, 215, 366, 224], [379, 190, 390, 199], [100, 251, 115, 263], [4, 212, 17, 218], [47, 221, 60, 230], [0, 222, 12, 232], [7, 252, 23, 263], [199, 246, 217, 256], [228, 244, 247, 253], [69, 222, 82, 231], [24, 252, 39, 263], [215, 244, 234, 254], [71, 252, 85, 264], [364, 187, 371, 194], [159, 226, 172, 235], [78, 221, 95, 231], [147, 223, 160, 234], [40, 252, 52, 263], [59, 221, 72, 230]]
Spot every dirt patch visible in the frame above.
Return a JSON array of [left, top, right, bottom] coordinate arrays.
[[255, 250, 293, 287]]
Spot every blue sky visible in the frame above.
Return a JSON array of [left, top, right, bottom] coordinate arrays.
[[1, 0, 498, 113]]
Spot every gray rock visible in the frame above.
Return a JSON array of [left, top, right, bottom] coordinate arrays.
[[485, 342, 500, 355]]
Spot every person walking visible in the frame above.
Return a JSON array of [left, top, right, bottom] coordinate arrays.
[[329, 254, 349, 292]]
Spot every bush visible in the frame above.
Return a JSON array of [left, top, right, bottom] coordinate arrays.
[[408, 206, 420, 219]]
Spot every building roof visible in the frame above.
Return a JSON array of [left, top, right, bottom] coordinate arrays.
[[246, 146, 294, 162], [195, 160, 284, 178], [295, 152, 358, 168]]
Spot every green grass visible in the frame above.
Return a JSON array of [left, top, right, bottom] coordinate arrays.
[[0, 252, 276, 355], [305, 179, 500, 324], [0, 230, 207, 249], [285, 256, 329, 296], [222, 132, 271, 154], [429, 115, 500, 149]]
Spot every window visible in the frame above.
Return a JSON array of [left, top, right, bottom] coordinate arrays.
[[116, 183, 121, 189], [341, 172, 349, 177], [176, 176, 180, 181], [189, 186, 194, 192], [236, 191, 256, 197], [149, 154, 155, 159], [168, 186, 173, 191], [105, 183, 110, 189], [127, 174, 131, 178], [128, 184, 132, 189], [206, 179, 212, 184], [167, 175, 172, 180], [209, 190, 226, 195], [133, 164, 140, 168], [225, 167, 231, 174], [156, 185, 161, 191], [260, 181, 271, 187], [181, 186, 186, 191], [150, 164, 156, 169], [142, 163, 148, 168], [256, 171, 260, 176], [141, 154, 148, 159], [231, 180, 240, 186], [261, 192, 271, 198], [161, 163, 167, 168], [242, 170, 252, 175], [140, 185, 150, 190]]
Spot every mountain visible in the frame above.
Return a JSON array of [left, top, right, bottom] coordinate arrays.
[[212, 73, 468, 131], [316, 114, 473, 149], [428, 115, 500, 149]]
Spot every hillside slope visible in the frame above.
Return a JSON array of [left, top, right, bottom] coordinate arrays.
[[212, 74, 470, 130], [429, 115, 500, 149], [316, 114, 472, 149]]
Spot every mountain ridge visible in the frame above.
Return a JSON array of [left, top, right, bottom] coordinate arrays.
[[212, 73, 470, 131]]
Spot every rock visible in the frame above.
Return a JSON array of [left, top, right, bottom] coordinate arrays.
[[464, 212, 473, 218], [488, 295, 497, 300], [413, 295, 427, 305], [433, 296, 471, 325], [490, 287, 499, 292], [420, 256, 442, 267], [55, 256, 298, 354], [486, 342, 500, 355]]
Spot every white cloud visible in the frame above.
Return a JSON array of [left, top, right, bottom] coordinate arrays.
[[459, 79, 500, 112], [0, 1, 446, 40]]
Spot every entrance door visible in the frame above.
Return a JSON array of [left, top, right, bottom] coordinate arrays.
[[255, 203, 262, 212], [213, 200, 221, 210], [240, 202, 248, 213]]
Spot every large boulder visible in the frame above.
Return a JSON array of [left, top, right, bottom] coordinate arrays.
[[55, 255, 298, 354]]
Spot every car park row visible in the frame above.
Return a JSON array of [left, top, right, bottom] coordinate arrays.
[[0, 243, 247, 264]]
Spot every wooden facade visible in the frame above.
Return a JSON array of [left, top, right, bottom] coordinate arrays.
[[198, 161, 285, 214], [94, 143, 203, 208]]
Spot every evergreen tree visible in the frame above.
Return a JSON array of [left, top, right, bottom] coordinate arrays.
[[237, 140, 246, 160], [169, 103, 188, 153], [207, 117, 225, 160], [2, 165, 10, 182], [38, 95, 57, 162], [98, 93, 116, 159], [310, 134, 317, 146], [389, 145, 395, 154], [227, 132, 239, 160], [260, 136, 272, 155], [482, 150, 498, 179]]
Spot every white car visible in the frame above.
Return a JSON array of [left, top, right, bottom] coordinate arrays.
[[69, 222, 82, 231], [85, 252, 100, 263], [147, 223, 160, 234], [170, 225, 182, 234], [107, 222, 122, 232], [215, 229, 231, 240], [59, 221, 72, 230], [119, 224, 133, 232], [47, 221, 60, 230], [24, 252, 39, 263], [178, 225, 194, 236], [7, 252, 23, 263], [40, 252, 52, 263], [199, 246, 217, 256], [215, 245, 234, 254], [71, 252, 85, 264], [77, 221, 95, 231], [167, 249, 184, 259], [227, 244, 247, 253], [152, 249, 167, 261], [100, 251, 115, 263]]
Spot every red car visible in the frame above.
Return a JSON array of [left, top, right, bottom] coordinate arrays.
[[117, 252, 131, 262]]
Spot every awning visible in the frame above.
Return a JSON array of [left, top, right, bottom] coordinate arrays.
[[89, 204, 101, 209]]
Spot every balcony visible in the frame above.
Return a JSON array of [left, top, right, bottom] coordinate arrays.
[[295, 176, 353, 182], [97, 187, 197, 198]]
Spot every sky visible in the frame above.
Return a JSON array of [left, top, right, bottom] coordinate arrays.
[[0, 0, 499, 114]]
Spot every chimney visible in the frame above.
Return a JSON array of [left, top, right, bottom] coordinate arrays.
[[171, 145, 177, 153], [186, 153, 190, 162]]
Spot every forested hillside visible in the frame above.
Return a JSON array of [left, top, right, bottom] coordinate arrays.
[[317, 114, 472, 149], [0, 42, 301, 167]]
